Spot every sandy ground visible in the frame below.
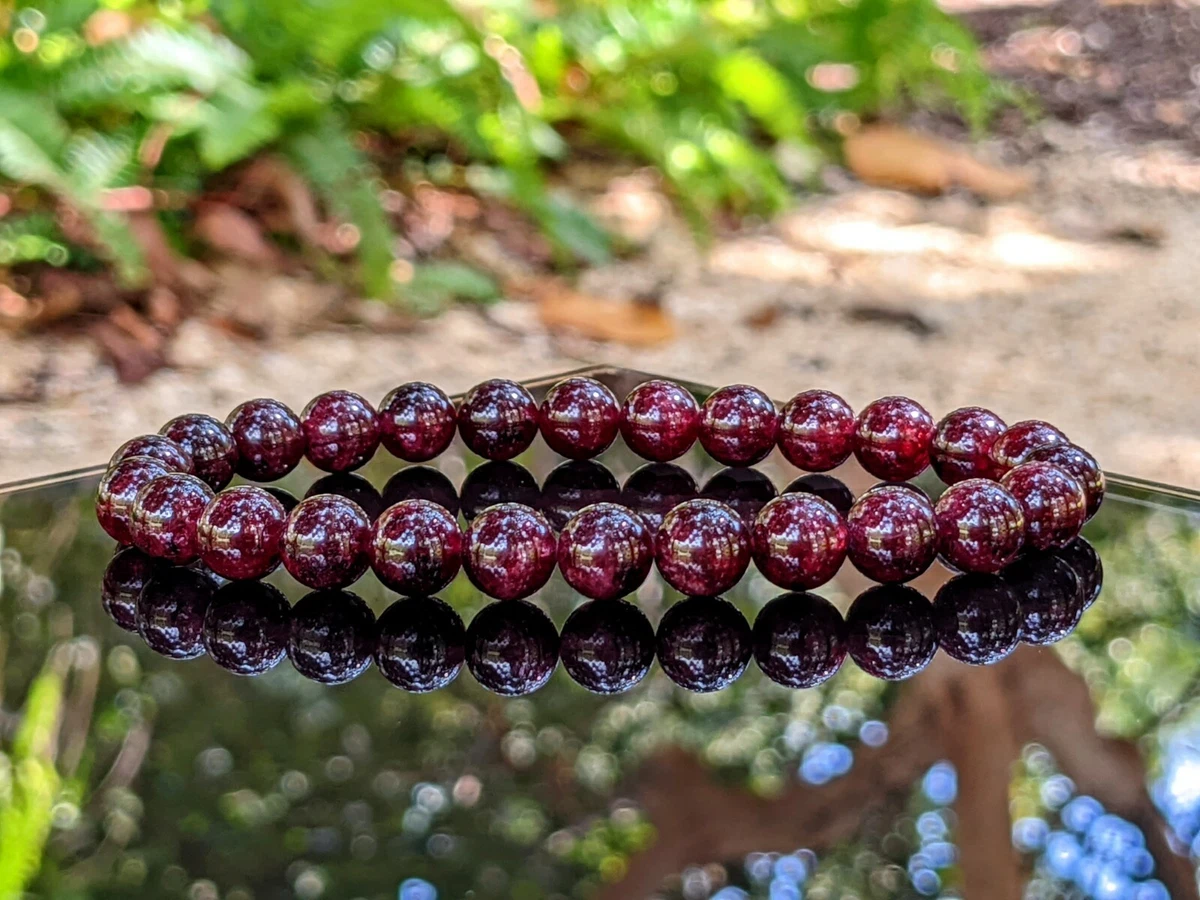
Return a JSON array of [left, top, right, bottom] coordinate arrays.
[[2, 122, 1199, 489]]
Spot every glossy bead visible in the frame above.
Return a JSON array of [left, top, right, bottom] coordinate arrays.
[[1003, 552, 1083, 645], [301, 390, 380, 473], [698, 384, 779, 466], [656, 596, 751, 692], [655, 499, 750, 596], [382, 466, 459, 517], [1000, 462, 1087, 551], [933, 479, 1025, 573], [196, 486, 287, 580], [130, 473, 214, 562], [853, 396, 935, 482], [457, 379, 539, 461], [845, 584, 937, 681], [752, 592, 847, 688], [1026, 443, 1105, 520], [777, 390, 855, 472], [1052, 537, 1103, 608], [621, 463, 697, 535], [307, 473, 385, 522], [931, 407, 1007, 484], [288, 590, 376, 684], [203, 582, 290, 675], [558, 503, 654, 600], [263, 487, 300, 514], [226, 398, 305, 482], [160, 414, 239, 490], [97, 456, 173, 544], [466, 600, 559, 696], [137, 568, 214, 659], [374, 596, 465, 692], [846, 485, 937, 583], [103, 547, 162, 632], [782, 473, 854, 517], [701, 467, 777, 527], [281, 495, 371, 589], [539, 376, 621, 459], [989, 420, 1068, 474], [932, 574, 1022, 665], [619, 380, 700, 462], [371, 500, 462, 596], [561, 598, 655, 694], [464, 503, 557, 600], [378, 382, 457, 462], [460, 461, 539, 522], [110, 435, 193, 474], [752, 494, 847, 590], [540, 460, 620, 531]]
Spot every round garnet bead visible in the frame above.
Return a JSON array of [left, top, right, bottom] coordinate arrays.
[[752, 592, 846, 688], [458, 379, 539, 461], [307, 473, 385, 522], [845, 584, 937, 681], [777, 390, 856, 472], [378, 382, 458, 463], [103, 547, 162, 632], [1000, 462, 1087, 551], [460, 461, 539, 522], [371, 500, 463, 596], [655, 499, 750, 596], [97, 456, 174, 544], [620, 380, 700, 462], [130, 473, 214, 563], [558, 502, 654, 600], [1052, 537, 1103, 608], [989, 420, 1068, 474], [281, 494, 371, 589], [698, 384, 779, 466], [137, 568, 214, 659], [160, 414, 239, 490], [933, 574, 1022, 665], [288, 590, 376, 684], [196, 485, 287, 580], [539, 377, 621, 460], [931, 407, 1007, 484], [782, 473, 854, 517], [382, 466, 459, 517], [464, 503, 557, 601], [752, 494, 848, 591], [374, 596, 466, 692], [622, 463, 697, 535], [656, 596, 751, 693], [203, 582, 290, 675], [1003, 552, 1083, 645], [540, 460, 620, 530], [110, 435, 193, 474], [853, 396, 935, 482], [846, 485, 937, 583], [301, 390, 380, 473], [225, 398, 305, 482], [560, 598, 655, 694], [701, 467, 777, 527], [933, 479, 1025, 574], [466, 600, 560, 696], [1026, 443, 1105, 520]]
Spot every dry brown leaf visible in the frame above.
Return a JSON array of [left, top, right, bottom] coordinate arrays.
[[510, 276, 676, 345], [844, 125, 1031, 200], [193, 203, 283, 266]]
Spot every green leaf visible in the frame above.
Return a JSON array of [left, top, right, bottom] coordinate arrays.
[[715, 50, 807, 140], [406, 261, 500, 315], [197, 86, 281, 170]]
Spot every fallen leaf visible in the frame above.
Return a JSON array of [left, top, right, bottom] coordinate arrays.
[[194, 203, 283, 266], [91, 306, 165, 383], [510, 276, 676, 345]]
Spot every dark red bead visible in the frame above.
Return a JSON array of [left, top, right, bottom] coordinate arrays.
[[466, 600, 560, 696], [301, 390, 380, 473], [752, 592, 847, 688], [197, 486, 287, 580], [103, 547, 162, 632], [558, 502, 654, 600], [130, 473, 214, 562], [540, 460, 620, 531], [109, 435, 193, 474], [701, 467, 777, 527], [1000, 462, 1087, 551], [853, 396, 935, 482], [561, 598, 655, 694], [655, 499, 750, 596], [989, 420, 1068, 474], [782, 473, 854, 516], [288, 590, 376, 684], [777, 390, 855, 472], [620, 380, 700, 462], [137, 568, 214, 659], [371, 500, 462, 596], [203, 582, 290, 675], [1051, 537, 1103, 608], [1003, 552, 1083, 645], [464, 503, 557, 600], [621, 463, 697, 534], [698, 384, 779, 466], [752, 494, 847, 591], [656, 596, 751, 692], [460, 461, 540, 522], [1026, 443, 1105, 520], [382, 466, 459, 517], [539, 376, 621, 460], [281, 495, 371, 589], [307, 473, 385, 521], [225, 398, 305, 482], [846, 485, 937, 583], [374, 596, 465, 692], [931, 407, 1007, 484], [97, 456, 173, 544], [457, 379, 539, 461], [160, 414, 239, 490], [378, 382, 457, 462], [933, 479, 1025, 574], [846, 584, 936, 680], [933, 574, 1022, 665]]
